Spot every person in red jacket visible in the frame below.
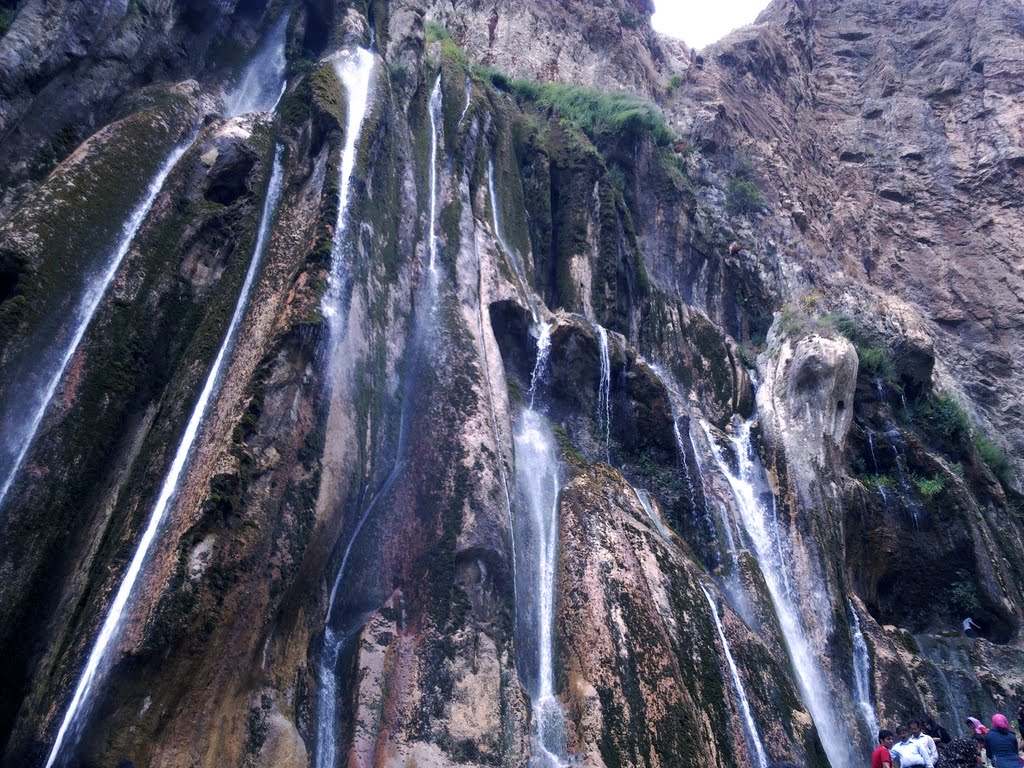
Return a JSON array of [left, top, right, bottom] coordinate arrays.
[[874, 730, 896, 768]]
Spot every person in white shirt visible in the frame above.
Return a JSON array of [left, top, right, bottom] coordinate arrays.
[[910, 719, 939, 766], [891, 725, 934, 768]]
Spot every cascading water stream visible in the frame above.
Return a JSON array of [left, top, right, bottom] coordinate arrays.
[[321, 49, 376, 346], [633, 486, 672, 541], [44, 145, 286, 768], [224, 11, 289, 117], [427, 75, 442, 278], [488, 158, 538, 322], [512, 322, 568, 767], [701, 584, 769, 768], [0, 133, 196, 515], [594, 323, 611, 462], [702, 417, 855, 768], [849, 599, 879, 740], [306, 47, 376, 768], [529, 323, 552, 410], [457, 75, 472, 127]]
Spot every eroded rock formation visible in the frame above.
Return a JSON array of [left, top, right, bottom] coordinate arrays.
[[0, 0, 1022, 767]]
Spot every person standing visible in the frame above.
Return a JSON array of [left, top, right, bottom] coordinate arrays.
[[1015, 704, 1024, 737], [967, 718, 989, 737], [924, 718, 952, 746], [983, 715, 1019, 768], [874, 730, 896, 768], [912, 719, 940, 766], [892, 725, 934, 768]]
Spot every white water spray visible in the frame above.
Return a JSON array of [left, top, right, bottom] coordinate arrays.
[[0, 134, 195, 514], [224, 12, 289, 117], [529, 322, 552, 409], [702, 417, 855, 768], [849, 599, 879, 740], [595, 324, 611, 462], [322, 49, 376, 345], [633, 486, 671, 541], [488, 158, 537, 321], [701, 584, 769, 768], [427, 75, 442, 277], [457, 75, 472, 128], [514, 408, 566, 767], [511, 326, 568, 767], [308, 46, 376, 768], [44, 145, 286, 768]]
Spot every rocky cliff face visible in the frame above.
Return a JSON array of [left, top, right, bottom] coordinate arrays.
[[0, 0, 1022, 767]]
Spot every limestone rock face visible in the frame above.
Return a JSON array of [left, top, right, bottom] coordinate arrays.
[[1, 0, 1024, 767], [424, 0, 677, 98], [758, 333, 858, 507]]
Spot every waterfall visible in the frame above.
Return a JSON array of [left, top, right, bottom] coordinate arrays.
[[427, 75, 442, 277], [511, 324, 568, 767], [321, 49, 376, 346], [916, 636, 972, 730], [457, 75, 472, 127], [529, 323, 552, 409], [514, 410, 566, 767], [306, 47, 376, 768], [594, 323, 611, 463], [0, 133, 195, 515], [701, 584, 769, 768], [633, 486, 672, 541], [702, 417, 855, 768], [44, 146, 286, 768], [849, 599, 879, 740], [488, 158, 537, 321], [224, 12, 289, 117]]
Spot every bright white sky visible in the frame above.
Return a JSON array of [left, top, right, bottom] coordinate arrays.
[[652, 0, 771, 49]]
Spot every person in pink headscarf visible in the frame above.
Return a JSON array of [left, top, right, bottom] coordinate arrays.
[[983, 715, 1019, 768], [966, 718, 989, 737]]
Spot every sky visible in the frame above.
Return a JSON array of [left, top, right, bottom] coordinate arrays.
[[651, 0, 771, 49]]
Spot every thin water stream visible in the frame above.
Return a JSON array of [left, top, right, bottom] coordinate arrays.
[[322, 49, 376, 346], [595, 323, 611, 462], [488, 158, 538, 322], [849, 599, 879, 740], [701, 584, 769, 768], [702, 417, 855, 768], [310, 47, 376, 768], [0, 134, 196, 514], [224, 12, 289, 117], [45, 145, 286, 768], [513, 323, 568, 766]]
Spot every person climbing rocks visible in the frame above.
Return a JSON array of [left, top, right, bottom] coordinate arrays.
[[967, 718, 989, 737], [912, 719, 940, 766], [874, 730, 896, 768], [963, 617, 982, 638], [924, 717, 952, 746], [892, 725, 935, 768], [983, 715, 1019, 768]]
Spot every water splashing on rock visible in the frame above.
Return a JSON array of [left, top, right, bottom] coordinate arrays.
[[224, 12, 289, 117], [0, 132, 197, 515], [44, 144, 286, 768]]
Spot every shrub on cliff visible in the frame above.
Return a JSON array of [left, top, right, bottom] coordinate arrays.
[[478, 69, 672, 147], [726, 177, 765, 214], [913, 394, 971, 445], [974, 434, 1011, 485]]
